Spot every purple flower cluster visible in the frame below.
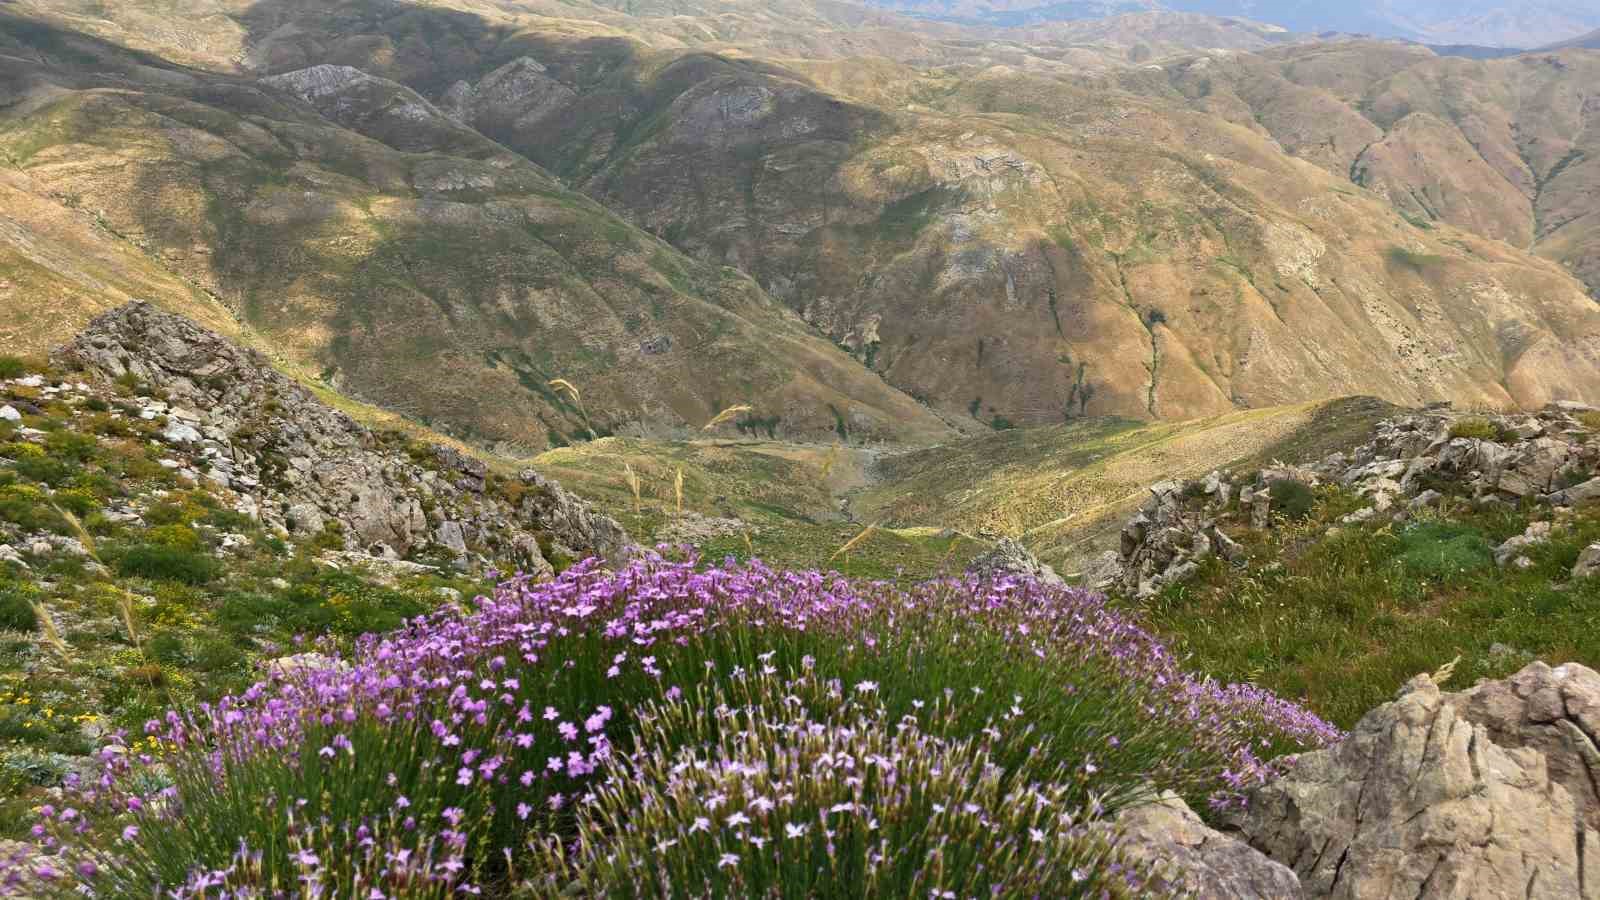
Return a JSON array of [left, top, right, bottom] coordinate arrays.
[[9, 552, 1340, 895]]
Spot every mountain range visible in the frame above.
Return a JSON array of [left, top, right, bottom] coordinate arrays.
[[2, 0, 1599, 452], [866, 0, 1600, 48]]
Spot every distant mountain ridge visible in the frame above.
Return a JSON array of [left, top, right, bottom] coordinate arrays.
[[863, 0, 1600, 47]]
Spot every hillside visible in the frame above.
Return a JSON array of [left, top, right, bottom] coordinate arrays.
[[4, 2, 1599, 437], [0, 11, 957, 451], [867, 0, 1600, 47], [1140, 41, 1600, 300]]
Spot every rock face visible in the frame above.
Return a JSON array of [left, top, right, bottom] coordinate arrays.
[[1102, 792, 1302, 899], [1226, 666, 1600, 899], [965, 537, 1065, 587], [52, 302, 631, 573]]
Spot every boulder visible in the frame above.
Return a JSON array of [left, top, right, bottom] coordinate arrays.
[[1574, 543, 1600, 580], [1494, 520, 1552, 567], [965, 537, 1064, 587], [1448, 662, 1600, 832], [0, 405, 19, 422], [1226, 672, 1599, 899], [1101, 792, 1302, 900]]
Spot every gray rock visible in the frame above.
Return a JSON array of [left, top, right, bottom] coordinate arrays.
[[1100, 792, 1302, 899], [1079, 550, 1125, 592], [436, 520, 469, 556], [1495, 520, 1552, 567], [161, 419, 203, 441], [1574, 543, 1600, 580], [0, 405, 19, 422], [285, 503, 326, 537], [53, 302, 633, 571], [965, 538, 1064, 587], [1226, 671, 1599, 900], [1449, 661, 1600, 832]]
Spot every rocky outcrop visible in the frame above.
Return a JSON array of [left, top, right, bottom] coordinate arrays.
[[1117, 403, 1600, 597], [966, 537, 1065, 587], [1102, 792, 1302, 899], [1119, 475, 1247, 598], [1226, 665, 1600, 899], [52, 302, 630, 574]]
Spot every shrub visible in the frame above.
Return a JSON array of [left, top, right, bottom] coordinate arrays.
[[0, 485, 61, 533], [0, 356, 27, 380], [0, 586, 38, 632], [1267, 478, 1316, 521], [13, 455, 72, 487], [111, 544, 221, 585], [1398, 522, 1494, 582], [44, 430, 97, 463], [1449, 418, 1499, 441], [20, 556, 1339, 897], [146, 524, 205, 553]]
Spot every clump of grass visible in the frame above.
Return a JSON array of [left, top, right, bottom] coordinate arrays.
[[1397, 521, 1493, 582], [110, 544, 222, 585], [0, 586, 38, 632], [0, 356, 29, 380], [531, 662, 1149, 898], [673, 466, 684, 515], [1448, 417, 1499, 441], [1577, 411, 1600, 431], [1267, 479, 1316, 521]]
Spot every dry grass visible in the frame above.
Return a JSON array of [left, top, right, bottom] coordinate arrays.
[[831, 522, 880, 562], [623, 462, 644, 512], [702, 404, 754, 431]]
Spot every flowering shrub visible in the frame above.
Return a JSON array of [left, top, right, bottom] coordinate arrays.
[[8, 553, 1339, 897], [529, 659, 1148, 897]]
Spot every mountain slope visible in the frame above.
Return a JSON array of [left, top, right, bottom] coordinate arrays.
[[1142, 42, 1600, 299], [0, 12, 955, 451], [4, 1, 1600, 435]]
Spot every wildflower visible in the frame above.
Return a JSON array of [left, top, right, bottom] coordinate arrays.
[[717, 853, 739, 869]]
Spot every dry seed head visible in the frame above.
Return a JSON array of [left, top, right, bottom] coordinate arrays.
[[703, 405, 754, 431], [831, 522, 880, 562]]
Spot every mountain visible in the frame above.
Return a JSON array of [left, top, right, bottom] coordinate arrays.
[[1542, 26, 1600, 49], [1132, 41, 1600, 303], [3, 0, 1599, 436], [0, 9, 956, 452], [865, 0, 1600, 47]]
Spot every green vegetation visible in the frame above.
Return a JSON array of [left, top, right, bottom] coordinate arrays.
[[1266, 478, 1316, 521], [0, 377, 485, 837], [1386, 246, 1446, 272], [1144, 489, 1600, 728], [1449, 417, 1500, 440]]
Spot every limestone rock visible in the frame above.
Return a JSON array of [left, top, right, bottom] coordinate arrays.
[[1101, 792, 1302, 900], [53, 302, 633, 572], [0, 405, 19, 422], [1226, 672, 1599, 899], [1448, 662, 1600, 832], [1574, 543, 1600, 580], [966, 537, 1064, 587], [1494, 520, 1552, 567]]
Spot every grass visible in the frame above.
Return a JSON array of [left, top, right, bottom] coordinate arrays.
[[1142, 487, 1600, 728]]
